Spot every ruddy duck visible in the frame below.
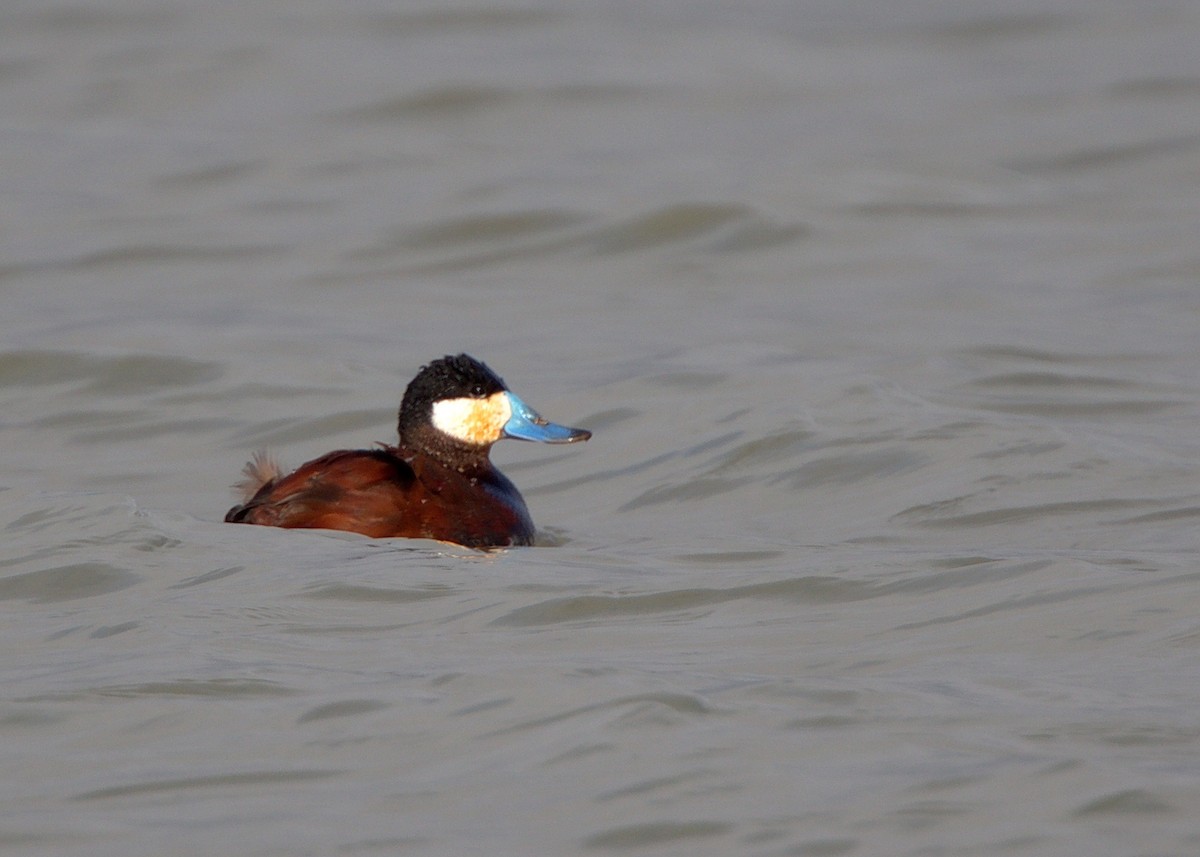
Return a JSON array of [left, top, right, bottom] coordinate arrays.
[[225, 354, 590, 548]]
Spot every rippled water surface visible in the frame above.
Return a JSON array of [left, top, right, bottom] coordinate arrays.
[[4, 1, 1200, 854]]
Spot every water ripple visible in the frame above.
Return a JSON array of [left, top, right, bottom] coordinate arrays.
[[66, 242, 284, 271], [345, 203, 804, 274], [1072, 789, 1174, 817], [485, 692, 715, 737], [1008, 133, 1200, 174], [583, 819, 733, 849], [492, 576, 871, 627], [893, 498, 1164, 529], [24, 679, 299, 702], [297, 699, 390, 724], [73, 769, 340, 801], [0, 563, 140, 603], [0, 350, 220, 392], [299, 582, 458, 603]]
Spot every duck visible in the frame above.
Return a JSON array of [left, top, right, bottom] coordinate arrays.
[[224, 354, 590, 548]]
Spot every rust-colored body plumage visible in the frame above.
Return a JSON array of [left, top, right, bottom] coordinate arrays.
[[225, 446, 534, 547]]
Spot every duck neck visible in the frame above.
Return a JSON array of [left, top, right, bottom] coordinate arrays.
[[398, 423, 494, 474]]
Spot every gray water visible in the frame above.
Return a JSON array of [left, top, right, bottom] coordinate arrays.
[[4, 1, 1200, 854]]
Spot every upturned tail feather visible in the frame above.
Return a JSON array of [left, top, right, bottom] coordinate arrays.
[[233, 449, 285, 503]]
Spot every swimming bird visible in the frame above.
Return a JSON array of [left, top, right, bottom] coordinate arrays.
[[225, 354, 590, 548]]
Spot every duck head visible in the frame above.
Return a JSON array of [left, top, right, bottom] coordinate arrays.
[[398, 355, 591, 463]]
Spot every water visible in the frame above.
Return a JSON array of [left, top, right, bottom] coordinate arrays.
[[3, 1, 1200, 854]]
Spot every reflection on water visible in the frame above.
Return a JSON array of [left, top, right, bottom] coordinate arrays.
[[3, 0, 1200, 855]]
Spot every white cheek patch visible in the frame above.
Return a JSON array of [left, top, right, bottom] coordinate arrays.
[[431, 392, 512, 446]]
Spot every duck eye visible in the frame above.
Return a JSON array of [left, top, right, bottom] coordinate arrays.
[[471, 384, 486, 397]]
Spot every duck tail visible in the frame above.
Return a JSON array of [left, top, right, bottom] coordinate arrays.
[[233, 449, 285, 503]]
